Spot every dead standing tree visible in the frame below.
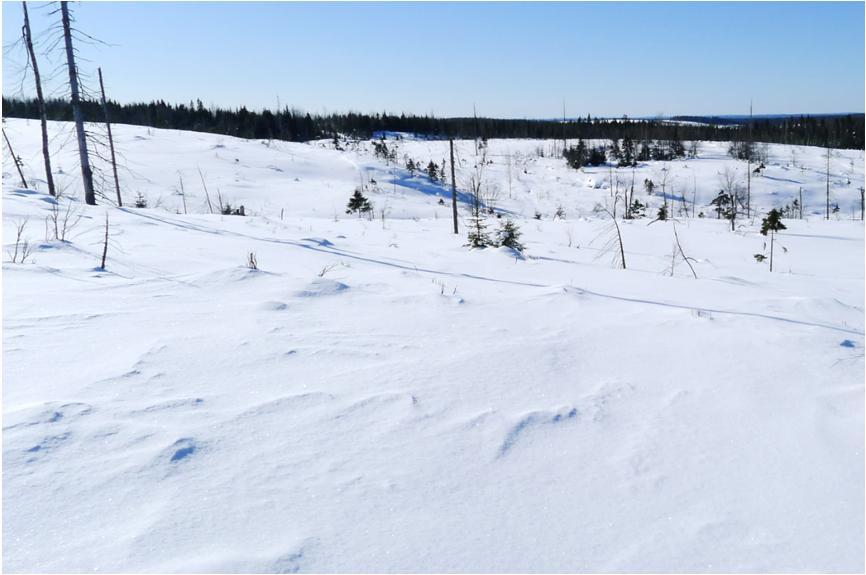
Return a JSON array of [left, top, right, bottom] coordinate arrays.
[[60, 1, 95, 205], [22, 1, 55, 197], [449, 138, 458, 234], [3, 128, 28, 188], [98, 68, 122, 206]]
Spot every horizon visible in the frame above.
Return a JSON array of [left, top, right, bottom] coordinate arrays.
[[2, 2, 864, 119]]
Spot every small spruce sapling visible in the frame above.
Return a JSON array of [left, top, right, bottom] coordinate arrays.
[[759, 208, 787, 272], [346, 187, 373, 217], [495, 219, 524, 252]]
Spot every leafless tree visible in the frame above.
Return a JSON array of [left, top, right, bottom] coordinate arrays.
[[449, 139, 458, 234], [22, 1, 55, 196], [60, 1, 95, 205], [597, 194, 626, 269], [97, 67, 122, 206]]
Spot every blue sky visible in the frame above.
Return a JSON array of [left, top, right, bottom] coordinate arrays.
[[3, 2, 863, 118]]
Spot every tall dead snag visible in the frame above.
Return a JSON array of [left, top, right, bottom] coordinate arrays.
[[3, 128, 28, 188], [61, 1, 95, 205], [22, 1, 55, 197], [449, 138, 458, 234], [825, 146, 831, 220], [98, 68, 122, 206]]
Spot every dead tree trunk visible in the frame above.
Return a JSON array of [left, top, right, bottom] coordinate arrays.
[[3, 128, 28, 188], [769, 230, 775, 272], [825, 146, 831, 220], [450, 139, 458, 234], [100, 212, 109, 269], [61, 1, 95, 205], [860, 186, 866, 222], [22, 2, 55, 197], [98, 68, 122, 206]]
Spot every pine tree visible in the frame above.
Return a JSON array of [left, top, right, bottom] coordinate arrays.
[[346, 187, 372, 217]]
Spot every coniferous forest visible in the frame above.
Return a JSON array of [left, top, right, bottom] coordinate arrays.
[[3, 96, 863, 149]]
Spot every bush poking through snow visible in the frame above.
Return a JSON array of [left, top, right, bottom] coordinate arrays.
[[495, 219, 524, 252], [221, 203, 245, 216], [7, 218, 32, 263], [45, 197, 82, 242], [134, 192, 148, 208], [246, 252, 258, 270]]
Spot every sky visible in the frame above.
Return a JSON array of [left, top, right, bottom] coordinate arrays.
[[2, 1, 864, 118]]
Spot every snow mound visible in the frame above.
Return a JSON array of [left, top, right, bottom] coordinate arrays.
[[296, 278, 349, 297]]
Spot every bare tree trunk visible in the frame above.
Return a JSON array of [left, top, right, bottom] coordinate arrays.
[[799, 187, 803, 219], [769, 230, 774, 272], [473, 104, 479, 156], [3, 128, 28, 188], [450, 139, 458, 234], [198, 167, 214, 213], [825, 146, 830, 220], [98, 68, 122, 206], [673, 222, 697, 279], [613, 214, 626, 269], [61, 1, 95, 205], [746, 100, 752, 217], [860, 186, 866, 222], [22, 2, 55, 197], [178, 172, 187, 214], [100, 212, 109, 269], [562, 100, 567, 154]]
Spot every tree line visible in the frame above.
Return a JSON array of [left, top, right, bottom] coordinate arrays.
[[3, 96, 863, 149]]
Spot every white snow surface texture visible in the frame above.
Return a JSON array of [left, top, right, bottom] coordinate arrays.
[[2, 118, 864, 572]]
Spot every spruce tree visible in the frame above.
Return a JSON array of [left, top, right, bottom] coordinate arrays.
[[495, 219, 524, 252], [346, 187, 373, 217], [426, 160, 438, 181], [760, 208, 787, 272]]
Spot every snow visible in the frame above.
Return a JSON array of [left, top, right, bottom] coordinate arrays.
[[2, 118, 864, 572]]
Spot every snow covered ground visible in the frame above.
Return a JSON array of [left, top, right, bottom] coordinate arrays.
[[2, 118, 864, 572]]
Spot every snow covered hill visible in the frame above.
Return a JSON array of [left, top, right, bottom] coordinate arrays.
[[2, 118, 864, 572]]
